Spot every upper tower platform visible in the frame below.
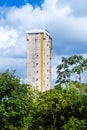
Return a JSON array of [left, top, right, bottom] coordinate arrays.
[[26, 29, 51, 38]]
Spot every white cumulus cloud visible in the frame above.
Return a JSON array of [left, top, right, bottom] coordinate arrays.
[[0, 0, 87, 85], [0, 27, 18, 48]]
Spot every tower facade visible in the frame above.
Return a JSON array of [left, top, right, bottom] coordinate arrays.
[[26, 30, 52, 91]]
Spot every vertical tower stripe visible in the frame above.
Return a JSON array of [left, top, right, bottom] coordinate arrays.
[[40, 33, 44, 92]]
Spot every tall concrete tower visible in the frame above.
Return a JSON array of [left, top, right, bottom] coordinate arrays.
[[26, 30, 52, 91]]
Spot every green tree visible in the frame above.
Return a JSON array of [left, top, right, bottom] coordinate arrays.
[[62, 116, 86, 130], [31, 83, 87, 130], [0, 70, 34, 130], [56, 55, 87, 84], [0, 70, 87, 130]]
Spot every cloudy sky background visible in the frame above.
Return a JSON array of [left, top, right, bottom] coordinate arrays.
[[0, 0, 87, 85]]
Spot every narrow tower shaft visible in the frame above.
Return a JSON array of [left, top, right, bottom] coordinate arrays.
[[26, 30, 52, 91]]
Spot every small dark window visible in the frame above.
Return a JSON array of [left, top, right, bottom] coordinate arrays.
[[26, 39, 29, 41], [43, 38, 46, 40], [36, 63, 39, 65], [35, 38, 37, 41]]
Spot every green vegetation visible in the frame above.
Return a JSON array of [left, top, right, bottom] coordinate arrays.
[[56, 55, 87, 84], [0, 70, 34, 130], [0, 55, 87, 130]]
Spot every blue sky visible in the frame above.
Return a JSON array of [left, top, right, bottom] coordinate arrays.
[[0, 0, 87, 85], [0, 0, 44, 7]]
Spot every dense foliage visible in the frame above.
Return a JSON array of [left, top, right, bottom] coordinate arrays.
[[32, 83, 87, 130], [0, 70, 35, 130], [56, 55, 87, 84], [0, 55, 87, 130]]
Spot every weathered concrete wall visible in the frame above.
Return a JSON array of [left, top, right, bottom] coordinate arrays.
[[26, 30, 52, 91]]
